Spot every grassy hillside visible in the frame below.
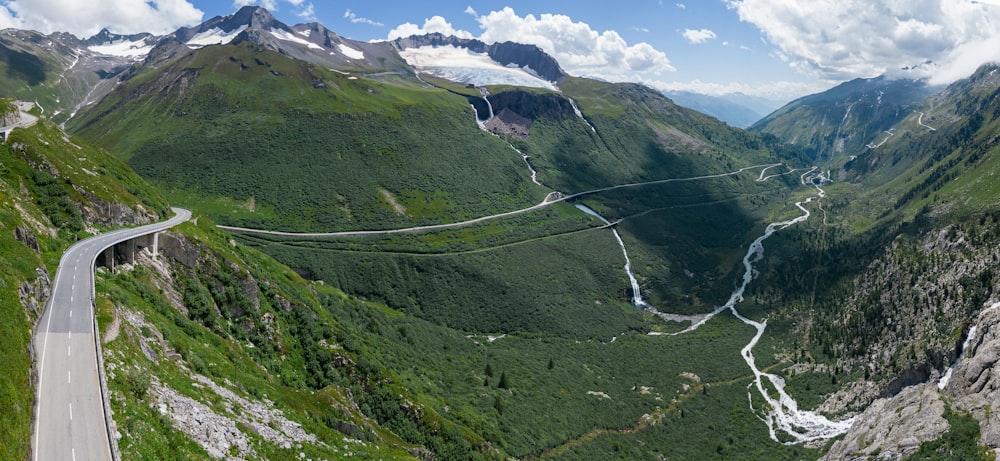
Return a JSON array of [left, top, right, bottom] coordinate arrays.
[[729, 64, 1000, 414], [752, 76, 937, 162], [0, 117, 167, 459], [69, 41, 545, 232]]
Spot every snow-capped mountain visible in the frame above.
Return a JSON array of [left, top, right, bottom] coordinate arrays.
[[156, 6, 410, 74], [0, 5, 573, 125], [83, 29, 157, 59], [390, 33, 567, 90]]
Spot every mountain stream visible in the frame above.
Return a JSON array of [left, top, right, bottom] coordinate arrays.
[[583, 166, 854, 443]]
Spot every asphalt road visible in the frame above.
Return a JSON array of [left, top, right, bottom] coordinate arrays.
[[33, 207, 191, 461]]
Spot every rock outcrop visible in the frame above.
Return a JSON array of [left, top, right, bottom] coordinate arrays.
[[390, 33, 567, 82], [74, 186, 157, 228], [150, 373, 317, 460], [1, 106, 21, 126], [18, 267, 51, 322], [947, 302, 1000, 457], [821, 383, 948, 460], [822, 301, 1000, 459]]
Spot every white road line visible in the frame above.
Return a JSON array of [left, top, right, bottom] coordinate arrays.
[[72, 448, 76, 461], [68, 370, 71, 384], [68, 345, 71, 357], [69, 403, 73, 421], [70, 310, 73, 318]]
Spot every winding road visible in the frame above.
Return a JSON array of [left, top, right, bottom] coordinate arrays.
[[33, 207, 191, 461], [217, 163, 783, 238], [217, 162, 855, 442], [1, 101, 39, 136], [916, 111, 937, 131]]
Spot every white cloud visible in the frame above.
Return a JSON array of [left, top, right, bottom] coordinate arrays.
[[727, 0, 1000, 84], [388, 16, 473, 40], [676, 3, 687, 10], [297, 3, 315, 22], [682, 28, 716, 44], [344, 9, 384, 27], [1, 0, 203, 36], [471, 7, 675, 80], [234, 0, 276, 11], [464, 6, 477, 16]]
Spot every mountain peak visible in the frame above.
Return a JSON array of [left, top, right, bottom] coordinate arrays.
[[228, 5, 285, 31]]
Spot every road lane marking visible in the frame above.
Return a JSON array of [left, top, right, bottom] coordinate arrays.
[[72, 448, 76, 461], [69, 403, 73, 420], [68, 345, 71, 357], [68, 370, 71, 383]]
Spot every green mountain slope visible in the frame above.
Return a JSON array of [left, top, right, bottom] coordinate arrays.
[[752, 76, 939, 161], [739, 64, 1000, 420], [69, 41, 545, 232], [0, 113, 167, 459]]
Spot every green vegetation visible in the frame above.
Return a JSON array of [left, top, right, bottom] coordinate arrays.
[[0, 121, 168, 460], [70, 42, 545, 232], [906, 407, 995, 461]]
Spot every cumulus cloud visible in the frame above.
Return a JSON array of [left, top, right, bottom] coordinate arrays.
[[472, 7, 675, 79], [727, 0, 1000, 84], [234, 0, 275, 11], [388, 16, 473, 40], [297, 3, 315, 22], [682, 28, 716, 44], [1, 0, 203, 36], [344, 9, 383, 27]]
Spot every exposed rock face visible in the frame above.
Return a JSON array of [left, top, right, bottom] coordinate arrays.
[[150, 373, 317, 460], [13, 224, 39, 252], [484, 108, 531, 139], [390, 32, 567, 82], [18, 267, 51, 322], [488, 90, 576, 121], [1, 106, 21, 126], [75, 186, 157, 228], [821, 383, 948, 460], [947, 302, 1000, 457], [159, 231, 201, 268], [151, 377, 255, 460], [821, 302, 1000, 460]]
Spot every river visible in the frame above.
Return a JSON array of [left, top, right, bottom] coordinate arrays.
[[581, 166, 854, 443]]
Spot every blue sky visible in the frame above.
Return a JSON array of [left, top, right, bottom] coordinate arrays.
[[3, 0, 1000, 102], [203, 0, 819, 101]]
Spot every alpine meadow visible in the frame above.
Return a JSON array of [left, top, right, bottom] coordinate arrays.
[[5, 3, 1000, 460]]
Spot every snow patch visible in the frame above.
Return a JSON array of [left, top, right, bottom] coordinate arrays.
[[270, 29, 323, 50], [88, 39, 152, 59], [187, 25, 247, 48], [338, 43, 364, 60], [398, 45, 557, 91]]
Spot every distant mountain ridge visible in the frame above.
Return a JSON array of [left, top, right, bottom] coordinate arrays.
[[663, 90, 783, 128], [752, 75, 940, 159]]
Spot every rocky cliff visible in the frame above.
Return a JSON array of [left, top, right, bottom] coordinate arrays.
[[390, 32, 567, 82], [947, 302, 1000, 456], [822, 301, 1000, 460]]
